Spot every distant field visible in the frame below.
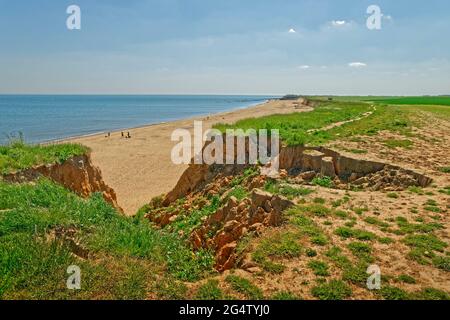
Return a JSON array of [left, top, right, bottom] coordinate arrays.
[[367, 96, 450, 106]]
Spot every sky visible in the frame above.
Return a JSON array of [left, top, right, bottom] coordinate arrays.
[[0, 0, 449, 95]]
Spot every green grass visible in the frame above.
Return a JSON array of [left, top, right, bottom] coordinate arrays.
[[383, 139, 413, 149], [307, 260, 330, 277], [271, 291, 301, 300], [264, 180, 313, 199], [334, 227, 376, 241], [287, 208, 329, 246], [397, 274, 416, 284], [311, 280, 352, 300], [371, 96, 450, 106], [0, 140, 88, 174], [196, 279, 223, 300], [387, 192, 399, 199], [0, 179, 214, 299], [252, 232, 302, 273], [227, 186, 249, 202], [312, 176, 333, 188], [412, 288, 450, 300], [225, 275, 263, 300], [379, 286, 410, 300], [347, 242, 373, 262], [439, 167, 450, 173], [214, 97, 450, 148], [215, 100, 374, 146], [168, 196, 220, 235]]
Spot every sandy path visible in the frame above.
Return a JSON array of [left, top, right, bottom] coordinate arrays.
[[67, 99, 311, 215]]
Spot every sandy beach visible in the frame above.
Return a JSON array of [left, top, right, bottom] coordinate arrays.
[[68, 98, 311, 215]]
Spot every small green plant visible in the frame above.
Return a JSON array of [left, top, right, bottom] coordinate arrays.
[[378, 237, 394, 244], [408, 186, 424, 195], [196, 280, 223, 300], [383, 139, 413, 149], [306, 248, 318, 257], [347, 242, 373, 262], [412, 288, 450, 300], [311, 280, 352, 300], [313, 197, 326, 204], [397, 274, 416, 284], [379, 286, 410, 300], [312, 176, 333, 188], [432, 256, 450, 271], [252, 232, 301, 273], [438, 167, 450, 173], [387, 192, 399, 199], [308, 260, 330, 277], [225, 275, 263, 300], [271, 291, 301, 300]]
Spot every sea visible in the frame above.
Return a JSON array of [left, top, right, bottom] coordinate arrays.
[[0, 95, 278, 144]]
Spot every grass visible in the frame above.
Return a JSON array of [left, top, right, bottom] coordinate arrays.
[[252, 232, 302, 273], [295, 203, 331, 217], [196, 279, 223, 300], [347, 242, 373, 262], [383, 139, 413, 149], [387, 192, 399, 199], [0, 140, 88, 174], [215, 100, 373, 146], [0, 179, 214, 299], [312, 176, 333, 188], [287, 208, 329, 246], [371, 96, 450, 106], [264, 180, 313, 199], [439, 167, 450, 173], [227, 186, 249, 202], [397, 274, 416, 284], [271, 291, 301, 300], [225, 275, 263, 300], [334, 227, 376, 241], [168, 196, 220, 235], [311, 280, 352, 300], [379, 286, 410, 300], [412, 288, 450, 300], [307, 260, 330, 277]]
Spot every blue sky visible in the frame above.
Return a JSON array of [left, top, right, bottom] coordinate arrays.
[[0, 0, 449, 95]]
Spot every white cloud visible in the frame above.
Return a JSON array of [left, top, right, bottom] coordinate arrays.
[[348, 62, 367, 68], [331, 20, 348, 27], [288, 28, 297, 33], [298, 65, 310, 70]]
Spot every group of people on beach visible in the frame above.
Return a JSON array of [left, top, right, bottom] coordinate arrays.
[[105, 131, 132, 139]]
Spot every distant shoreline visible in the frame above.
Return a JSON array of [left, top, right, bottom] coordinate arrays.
[[50, 99, 273, 145]]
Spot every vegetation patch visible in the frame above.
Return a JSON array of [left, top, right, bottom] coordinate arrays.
[[225, 275, 263, 300], [0, 140, 88, 174], [311, 280, 352, 300], [307, 260, 330, 277], [196, 279, 223, 300]]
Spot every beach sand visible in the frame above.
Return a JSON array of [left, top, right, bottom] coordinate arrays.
[[69, 99, 311, 215]]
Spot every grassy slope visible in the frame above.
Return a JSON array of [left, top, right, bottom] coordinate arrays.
[[369, 96, 450, 106], [215, 98, 450, 147], [0, 141, 89, 174], [0, 179, 214, 299]]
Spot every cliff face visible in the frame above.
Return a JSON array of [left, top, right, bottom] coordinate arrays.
[[2, 154, 122, 211], [162, 142, 433, 207]]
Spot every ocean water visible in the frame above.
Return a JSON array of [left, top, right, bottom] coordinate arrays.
[[0, 95, 277, 144]]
